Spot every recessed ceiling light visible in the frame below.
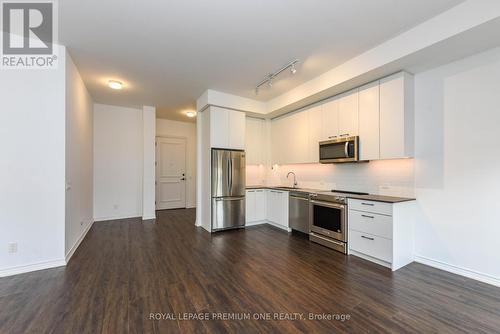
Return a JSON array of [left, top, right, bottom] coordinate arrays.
[[108, 80, 123, 90], [186, 111, 196, 118]]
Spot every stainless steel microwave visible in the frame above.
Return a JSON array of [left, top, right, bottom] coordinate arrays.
[[319, 136, 359, 163]]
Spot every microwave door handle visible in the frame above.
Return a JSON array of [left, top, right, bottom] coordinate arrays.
[[344, 141, 349, 158]]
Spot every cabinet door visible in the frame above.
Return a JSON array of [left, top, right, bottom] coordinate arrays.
[[307, 105, 323, 163], [229, 111, 246, 150], [379, 73, 413, 159], [321, 99, 339, 141], [255, 189, 267, 221], [288, 112, 309, 164], [245, 117, 264, 165], [278, 191, 289, 227], [338, 89, 359, 137], [210, 107, 229, 148], [245, 190, 256, 222], [271, 118, 285, 165], [266, 190, 276, 222], [358, 81, 380, 161]]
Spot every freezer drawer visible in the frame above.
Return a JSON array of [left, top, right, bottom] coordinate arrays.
[[212, 197, 245, 231]]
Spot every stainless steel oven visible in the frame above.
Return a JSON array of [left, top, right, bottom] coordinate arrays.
[[309, 193, 347, 253], [319, 136, 359, 163]]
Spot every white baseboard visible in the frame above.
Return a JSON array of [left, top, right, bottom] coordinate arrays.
[[0, 259, 66, 278], [245, 220, 266, 227], [94, 214, 141, 222], [264, 220, 291, 232], [142, 215, 156, 221], [415, 255, 500, 288], [65, 220, 94, 263]]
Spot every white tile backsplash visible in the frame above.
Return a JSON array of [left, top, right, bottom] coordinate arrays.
[[247, 159, 415, 196]]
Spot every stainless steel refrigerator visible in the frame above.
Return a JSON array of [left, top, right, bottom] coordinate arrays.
[[211, 149, 246, 231]]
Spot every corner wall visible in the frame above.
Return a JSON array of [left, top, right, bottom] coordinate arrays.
[[65, 51, 94, 261], [414, 46, 500, 286], [93, 104, 143, 221], [0, 47, 67, 276]]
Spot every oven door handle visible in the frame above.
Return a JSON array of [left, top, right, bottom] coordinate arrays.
[[344, 141, 349, 158], [310, 200, 345, 210]]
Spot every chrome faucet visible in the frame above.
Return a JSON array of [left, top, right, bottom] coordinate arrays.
[[287, 172, 298, 188]]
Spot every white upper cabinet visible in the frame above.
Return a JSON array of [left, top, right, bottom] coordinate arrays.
[[307, 105, 323, 163], [338, 89, 359, 138], [210, 107, 245, 150], [321, 99, 339, 141], [358, 81, 380, 161], [245, 117, 265, 165], [290, 111, 309, 164], [268, 71, 413, 164], [271, 111, 308, 164], [379, 72, 414, 159], [229, 110, 246, 150]]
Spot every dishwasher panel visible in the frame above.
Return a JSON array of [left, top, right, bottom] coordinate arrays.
[[289, 192, 310, 234]]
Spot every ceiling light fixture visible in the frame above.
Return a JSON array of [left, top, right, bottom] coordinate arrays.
[[108, 80, 123, 90], [255, 59, 299, 94], [186, 111, 196, 118]]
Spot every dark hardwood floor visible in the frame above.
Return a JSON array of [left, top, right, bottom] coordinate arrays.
[[1, 209, 500, 333]]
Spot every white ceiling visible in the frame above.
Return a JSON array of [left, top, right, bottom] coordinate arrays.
[[59, 0, 464, 121]]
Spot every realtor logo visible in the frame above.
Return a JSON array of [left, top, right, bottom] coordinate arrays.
[[1, 0, 58, 69]]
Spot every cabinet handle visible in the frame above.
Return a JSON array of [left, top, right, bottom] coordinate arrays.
[[361, 235, 374, 241], [340, 133, 349, 137], [361, 202, 374, 206], [361, 214, 374, 219], [328, 136, 337, 139]]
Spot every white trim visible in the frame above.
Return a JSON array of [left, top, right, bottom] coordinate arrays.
[[245, 220, 267, 227], [264, 220, 291, 232], [349, 250, 392, 269], [65, 221, 94, 263], [415, 255, 500, 288], [93, 214, 141, 222], [0, 259, 66, 278], [142, 215, 156, 221]]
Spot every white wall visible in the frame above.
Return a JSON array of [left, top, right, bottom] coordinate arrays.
[[156, 119, 197, 208], [0, 47, 66, 275], [142, 106, 156, 220], [93, 104, 143, 221], [65, 51, 94, 260], [414, 47, 500, 285]]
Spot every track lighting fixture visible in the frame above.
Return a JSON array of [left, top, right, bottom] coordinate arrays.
[[255, 59, 299, 94]]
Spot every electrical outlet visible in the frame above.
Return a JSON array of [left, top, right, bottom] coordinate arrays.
[[8, 242, 17, 253]]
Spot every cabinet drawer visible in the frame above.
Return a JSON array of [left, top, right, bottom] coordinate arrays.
[[349, 210, 392, 239], [350, 230, 392, 263], [348, 199, 392, 216]]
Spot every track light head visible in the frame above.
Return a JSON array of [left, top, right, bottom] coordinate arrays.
[[291, 64, 297, 75]]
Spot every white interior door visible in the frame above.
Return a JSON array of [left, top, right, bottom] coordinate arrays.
[[156, 137, 186, 210]]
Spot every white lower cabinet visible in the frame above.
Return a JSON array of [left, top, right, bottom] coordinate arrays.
[[348, 198, 415, 271], [245, 189, 289, 231], [266, 190, 289, 229]]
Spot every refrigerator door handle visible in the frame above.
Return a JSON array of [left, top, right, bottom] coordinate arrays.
[[229, 156, 233, 195], [215, 196, 245, 201]]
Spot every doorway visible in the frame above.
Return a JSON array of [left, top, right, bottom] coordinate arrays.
[[155, 137, 187, 210]]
